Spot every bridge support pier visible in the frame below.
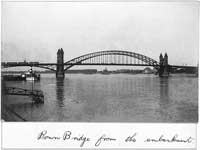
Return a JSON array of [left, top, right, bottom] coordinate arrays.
[[56, 48, 65, 78], [159, 53, 170, 77]]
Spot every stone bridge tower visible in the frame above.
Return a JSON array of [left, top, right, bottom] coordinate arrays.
[[56, 48, 65, 78], [159, 53, 169, 77]]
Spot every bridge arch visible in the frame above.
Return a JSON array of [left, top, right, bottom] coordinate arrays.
[[64, 50, 159, 71]]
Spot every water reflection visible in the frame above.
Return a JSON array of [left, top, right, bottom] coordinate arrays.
[[158, 77, 172, 121], [159, 77, 169, 103], [56, 78, 65, 107]]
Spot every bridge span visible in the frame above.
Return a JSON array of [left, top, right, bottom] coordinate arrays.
[[1, 48, 198, 78]]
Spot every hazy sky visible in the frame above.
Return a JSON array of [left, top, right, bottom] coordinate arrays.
[[2, 2, 199, 69]]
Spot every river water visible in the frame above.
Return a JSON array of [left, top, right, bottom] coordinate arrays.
[[3, 73, 198, 122]]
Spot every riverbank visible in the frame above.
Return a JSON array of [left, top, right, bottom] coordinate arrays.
[[2, 104, 27, 121], [1, 83, 28, 121]]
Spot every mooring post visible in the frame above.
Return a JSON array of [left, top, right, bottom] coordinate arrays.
[[56, 48, 65, 78]]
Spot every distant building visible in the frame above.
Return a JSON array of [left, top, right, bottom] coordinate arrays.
[[143, 67, 153, 74]]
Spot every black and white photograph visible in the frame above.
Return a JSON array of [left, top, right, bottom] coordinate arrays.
[[1, 1, 198, 123]]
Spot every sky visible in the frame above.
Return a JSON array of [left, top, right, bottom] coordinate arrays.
[[1, 2, 199, 70]]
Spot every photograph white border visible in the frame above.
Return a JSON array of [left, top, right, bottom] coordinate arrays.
[[0, 0, 199, 149]]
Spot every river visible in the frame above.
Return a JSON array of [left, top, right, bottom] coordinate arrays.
[[2, 73, 198, 122]]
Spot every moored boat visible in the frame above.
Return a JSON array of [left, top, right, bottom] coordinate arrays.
[[21, 69, 40, 81]]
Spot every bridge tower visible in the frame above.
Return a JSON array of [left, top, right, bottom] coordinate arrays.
[[159, 53, 169, 77], [159, 53, 164, 65], [163, 53, 169, 76], [56, 48, 65, 78], [159, 53, 164, 76]]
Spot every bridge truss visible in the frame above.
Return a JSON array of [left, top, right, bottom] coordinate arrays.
[[63, 50, 160, 71]]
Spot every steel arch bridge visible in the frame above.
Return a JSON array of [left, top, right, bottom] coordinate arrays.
[[2, 49, 198, 78], [1, 50, 160, 71], [63, 50, 160, 71]]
